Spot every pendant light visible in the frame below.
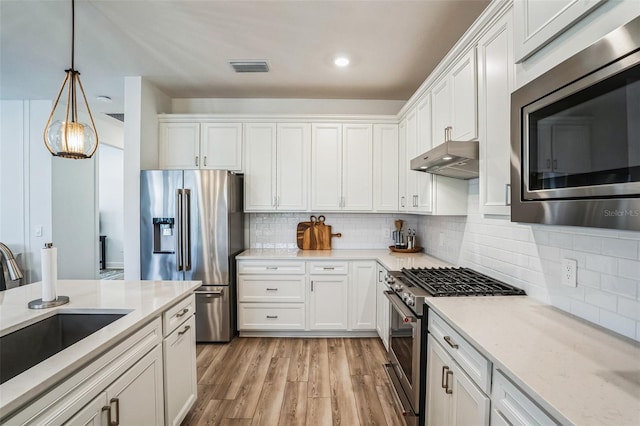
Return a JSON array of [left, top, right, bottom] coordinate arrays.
[[43, 0, 98, 159]]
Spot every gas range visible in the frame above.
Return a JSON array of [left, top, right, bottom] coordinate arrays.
[[385, 267, 526, 316]]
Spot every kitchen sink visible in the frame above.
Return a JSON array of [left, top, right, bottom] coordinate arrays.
[[0, 312, 127, 385]]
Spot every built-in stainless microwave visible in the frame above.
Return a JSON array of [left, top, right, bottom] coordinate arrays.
[[511, 16, 640, 231]]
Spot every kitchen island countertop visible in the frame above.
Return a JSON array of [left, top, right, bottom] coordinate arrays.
[[237, 248, 452, 271], [0, 279, 200, 418]]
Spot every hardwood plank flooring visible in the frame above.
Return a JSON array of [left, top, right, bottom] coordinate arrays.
[[182, 337, 406, 426]]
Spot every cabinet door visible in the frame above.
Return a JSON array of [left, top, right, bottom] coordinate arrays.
[[373, 124, 399, 212], [106, 345, 164, 426], [159, 122, 200, 169], [342, 124, 373, 210], [63, 392, 108, 426], [349, 261, 377, 330], [244, 123, 277, 211], [478, 11, 514, 216], [309, 275, 348, 330], [311, 123, 343, 210], [415, 96, 433, 213], [164, 316, 197, 426], [398, 119, 409, 211], [451, 49, 478, 141], [405, 109, 419, 211], [449, 359, 490, 426], [200, 123, 243, 170], [426, 335, 451, 426], [277, 123, 311, 211], [432, 77, 452, 146]]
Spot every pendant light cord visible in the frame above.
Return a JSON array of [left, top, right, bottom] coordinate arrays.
[[71, 0, 75, 70]]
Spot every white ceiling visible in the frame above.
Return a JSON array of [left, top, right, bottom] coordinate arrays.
[[0, 0, 490, 115]]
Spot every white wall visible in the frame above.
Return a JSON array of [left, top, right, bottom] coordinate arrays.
[[0, 100, 53, 285], [99, 144, 124, 269], [418, 180, 640, 342], [123, 77, 171, 279], [172, 98, 405, 115]]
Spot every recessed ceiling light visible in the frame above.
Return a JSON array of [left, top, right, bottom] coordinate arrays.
[[334, 56, 350, 67], [96, 96, 112, 103]]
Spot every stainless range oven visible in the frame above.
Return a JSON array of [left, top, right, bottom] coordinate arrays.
[[383, 267, 526, 426]]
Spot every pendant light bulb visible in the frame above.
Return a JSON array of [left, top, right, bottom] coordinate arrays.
[[43, 0, 98, 160]]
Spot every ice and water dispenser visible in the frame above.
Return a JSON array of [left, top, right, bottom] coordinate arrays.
[[152, 218, 175, 253]]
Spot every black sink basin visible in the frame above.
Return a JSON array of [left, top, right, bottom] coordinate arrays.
[[0, 313, 126, 384]]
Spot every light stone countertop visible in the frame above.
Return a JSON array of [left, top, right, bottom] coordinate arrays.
[[427, 296, 640, 426], [237, 248, 452, 271], [0, 279, 200, 418]]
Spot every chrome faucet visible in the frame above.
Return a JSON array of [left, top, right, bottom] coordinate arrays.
[[0, 242, 24, 283]]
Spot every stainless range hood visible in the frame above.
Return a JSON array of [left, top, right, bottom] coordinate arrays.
[[410, 127, 479, 179]]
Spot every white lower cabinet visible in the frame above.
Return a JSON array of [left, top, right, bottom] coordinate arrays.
[[491, 369, 557, 426], [164, 316, 197, 426], [63, 393, 107, 426], [107, 344, 165, 425], [309, 275, 348, 330], [426, 334, 490, 426], [349, 261, 377, 330], [375, 263, 390, 350]]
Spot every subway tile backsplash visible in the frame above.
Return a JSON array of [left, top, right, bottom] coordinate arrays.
[[247, 180, 640, 341]]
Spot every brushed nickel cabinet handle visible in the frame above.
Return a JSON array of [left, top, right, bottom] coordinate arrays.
[[266, 315, 278, 319], [441, 366, 449, 389], [176, 307, 189, 318], [204, 155, 207, 166], [323, 267, 335, 270], [266, 266, 278, 270], [444, 335, 459, 349], [178, 325, 191, 336], [195, 156, 199, 167], [110, 398, 120, 425], [266, 288, 278, 291], [102, 406, 112, 426], [311, 280, 314, 292]]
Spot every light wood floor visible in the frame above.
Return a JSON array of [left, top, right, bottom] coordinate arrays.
[[181, 337, 407, 426]]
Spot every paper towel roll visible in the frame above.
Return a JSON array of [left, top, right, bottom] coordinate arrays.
[[41, 244, 57, 302]]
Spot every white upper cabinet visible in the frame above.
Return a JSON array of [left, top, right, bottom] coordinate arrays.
[[158, 121, 242, 171], [432, 49, 478, 145], [514, 0, 607, 63], [373, 124, 399, 212], [277, 123, 311, 211], [200, 123, 243, 171], [403, 98, 434, 214], [244, 123, 277, 211], [159, 122, 200, 169], [398, 119, 409, 211], [311, 123, 373, 211], [244, 122, 310, 212], [478, 9, 514, 216]]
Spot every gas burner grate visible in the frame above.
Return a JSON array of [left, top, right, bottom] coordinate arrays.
[[400, 267, 526, 297]]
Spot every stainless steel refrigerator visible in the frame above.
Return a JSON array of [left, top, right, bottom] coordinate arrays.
[[140, 170, 244, 342]]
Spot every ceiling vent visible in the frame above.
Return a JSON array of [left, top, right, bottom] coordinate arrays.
[[229, 60, 270, 73]]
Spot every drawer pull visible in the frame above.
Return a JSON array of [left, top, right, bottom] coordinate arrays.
[[110, 397, 120, 425], [266, 266, 278, 270], [176, 308, 189, 318], [102, 406, 112, 425], [266, 315, 278, 319], [266, 288, 278, 291], [178, 325, 191, 336], [444, 335, 459, 349], [323, 267, 335, 270]]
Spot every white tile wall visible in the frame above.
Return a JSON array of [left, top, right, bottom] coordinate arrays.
[[248, 213, 419, 249], [418, 180, 640, 342]]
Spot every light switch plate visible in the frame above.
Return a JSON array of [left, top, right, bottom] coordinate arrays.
[[561, 258, 577, 287]]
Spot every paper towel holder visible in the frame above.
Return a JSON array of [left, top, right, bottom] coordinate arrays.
[[28, 242, 70, 309]]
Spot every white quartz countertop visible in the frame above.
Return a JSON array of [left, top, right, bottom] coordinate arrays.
[[237, 248, 452, 271], [427, 296, 640, 426], [0, 279, 200, 418]]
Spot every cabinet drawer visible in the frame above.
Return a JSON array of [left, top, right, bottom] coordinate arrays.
[[238, 276, 305, 303], [491, 369, 557, 426], [163, 294, 195, 337], [238, 303, 305, 330], [429, 311, 491, 393], [238, 260, 305, 275], [308, 261, 348, 275]]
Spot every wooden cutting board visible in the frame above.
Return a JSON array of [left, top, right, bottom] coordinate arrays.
[[297, 217, 342, 250], [296, 221, 313, 249]]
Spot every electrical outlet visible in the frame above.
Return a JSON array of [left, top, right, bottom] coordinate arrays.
[[561, 258, 577, 287], [383, 228, 390, 239]]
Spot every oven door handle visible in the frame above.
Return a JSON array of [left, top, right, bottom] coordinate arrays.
[[384, 291, 417, 323]]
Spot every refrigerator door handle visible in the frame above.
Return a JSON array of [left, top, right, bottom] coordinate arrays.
[[183, 188, 192, 271], [176, 189, 183, 271]]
